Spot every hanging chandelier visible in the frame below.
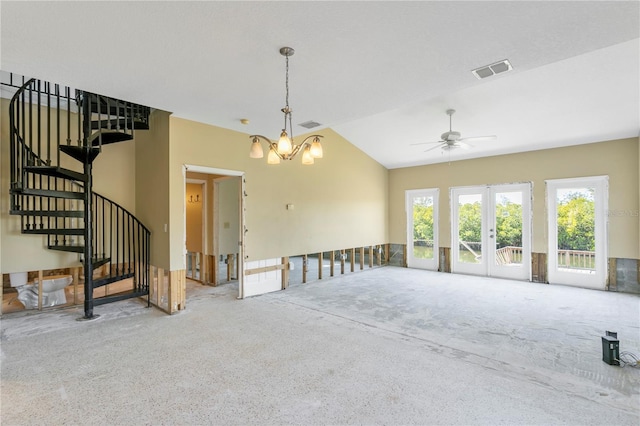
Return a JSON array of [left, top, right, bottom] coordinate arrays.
[[249, 47, 324, 165]]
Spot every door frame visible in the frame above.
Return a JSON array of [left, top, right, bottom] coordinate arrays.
[[546, 176, 608, 290], [405, 188, 439, 271], [183, 165, 245, 299], [451, 182, 532, 280]]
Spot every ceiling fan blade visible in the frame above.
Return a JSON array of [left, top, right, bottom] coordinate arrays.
[[458, 135, 497, 143], [424, 143, 445, 153], [410, 140, 442, 146]]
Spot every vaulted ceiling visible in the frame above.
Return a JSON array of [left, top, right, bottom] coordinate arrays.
[[2, 1, 638, 169]]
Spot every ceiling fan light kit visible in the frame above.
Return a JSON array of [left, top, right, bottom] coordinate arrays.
[[413, 109, 497, 153]]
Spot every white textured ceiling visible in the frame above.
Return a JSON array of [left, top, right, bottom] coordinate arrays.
[[1, 1, 639, 169]]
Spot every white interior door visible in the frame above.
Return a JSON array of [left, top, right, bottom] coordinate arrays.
[[451, 183, 531, 280], [546, 176, 608, 290], [406, 189, 439, 270], [451, 187, 487, 276]]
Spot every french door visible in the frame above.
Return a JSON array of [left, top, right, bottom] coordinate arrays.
[[451, 183, 531, 280], [546, 176, 608, 290], [406, 189, 439, 270]]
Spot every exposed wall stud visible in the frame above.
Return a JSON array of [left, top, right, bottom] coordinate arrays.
[[350, 249, 355, 272], [330, 251, 335, 277]]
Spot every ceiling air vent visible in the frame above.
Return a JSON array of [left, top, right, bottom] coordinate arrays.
[[299, 120, 322, 129], [471, 59, 513, 80]]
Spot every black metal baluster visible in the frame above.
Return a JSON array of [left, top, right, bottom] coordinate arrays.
[[77, 90, 82, 146], [109, 202, 113, 278], [56, 84, 61, 167], [127, 212, 131, 274], [116, 206, 120, 277], [101, 196, 106, 263], [27, 85, 33, 230], [46, 82, 51, 232], [66, 86, 71, 146]]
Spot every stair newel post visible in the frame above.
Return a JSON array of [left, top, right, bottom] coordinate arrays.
[[83, 161, 95, 319], [82, 92, 95, 319]]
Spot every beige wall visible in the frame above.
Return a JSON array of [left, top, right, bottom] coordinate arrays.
[[389, 138, 640, 259], [185, 182, 203, 253], [135, 110, 172, 269], [94, 142, 136, 213], [169, 119, 389, 270], [0, 98, 138, 273]]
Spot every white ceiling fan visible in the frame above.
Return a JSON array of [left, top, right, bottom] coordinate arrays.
[[413, 109, 497, 152]]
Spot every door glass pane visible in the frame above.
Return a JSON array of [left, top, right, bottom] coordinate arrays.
[[556, 188, 596, 272], [412, 196, 434, 259], [495, 191, 523, 265], [458, 194, 482, 264]]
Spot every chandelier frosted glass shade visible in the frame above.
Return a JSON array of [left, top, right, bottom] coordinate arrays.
[[301, 145, 314, 165], [249, 138, 264, 158], [267, 148, 280, 164], [277, 131, 293, 156], [310, 138, 323, 158]]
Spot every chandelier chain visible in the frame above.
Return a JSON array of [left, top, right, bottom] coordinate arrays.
[[285, 54, 290, 108]]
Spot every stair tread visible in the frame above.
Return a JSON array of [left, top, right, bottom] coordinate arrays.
[[10, 210, 84, 217], [91, 118, 149, 131], [93, 289, 148, 306], [23, 228, 84, 235], [90, 117, 132, 131], [81, 257, 111, 271], [14, 188, 84, 200], [48, 244, 84, 253], [24, 165, 87, 182], [59, 145, 101, 164], [89, 129, 133, 146], [94, 272, 136, 288]]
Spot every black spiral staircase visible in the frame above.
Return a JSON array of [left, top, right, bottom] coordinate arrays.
[[5, 74, 152, 319]]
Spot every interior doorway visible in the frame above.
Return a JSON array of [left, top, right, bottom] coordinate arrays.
[[184, 165, 245, 299], [451, 183, 532, 280]]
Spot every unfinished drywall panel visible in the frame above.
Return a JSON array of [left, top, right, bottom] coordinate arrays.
[[135, 109, 171, 269], [389, 137, 639, 259], [168, 118, 388, 271], [244, 258, 283, 298]]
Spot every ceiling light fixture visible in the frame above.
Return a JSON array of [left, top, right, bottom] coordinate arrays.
[[249, 47, 324, 165]]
